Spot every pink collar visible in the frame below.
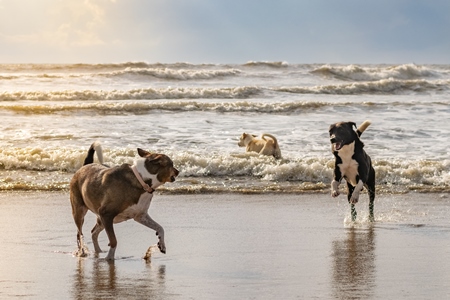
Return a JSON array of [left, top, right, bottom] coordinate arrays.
[[131, 165, 155, 193]]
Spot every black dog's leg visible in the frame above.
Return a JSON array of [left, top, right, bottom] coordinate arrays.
[[346, 182, 357, 221], [367, 167, 376, 222]]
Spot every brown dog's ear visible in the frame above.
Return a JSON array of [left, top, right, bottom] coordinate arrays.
[[137, 148, 151, 157]]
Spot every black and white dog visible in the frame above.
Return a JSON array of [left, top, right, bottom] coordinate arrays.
[[329, 121, 375, 221]]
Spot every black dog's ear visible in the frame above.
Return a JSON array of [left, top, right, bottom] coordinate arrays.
[[349, 122, 357, 130], [329, 124, 336, 133]]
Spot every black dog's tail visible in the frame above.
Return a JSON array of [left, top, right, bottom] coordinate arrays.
[[356, 120, 371, 137], [83, 141, 104, 166]]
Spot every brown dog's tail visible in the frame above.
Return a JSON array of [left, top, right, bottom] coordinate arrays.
[[83, 141, 104, 165], [356, 120, 371, 137], [261, 133, 282, 159]]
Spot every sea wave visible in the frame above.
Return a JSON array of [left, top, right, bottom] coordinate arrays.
[[0, 61, 284, 73], [0, 100, 328, 114], [311, 64, 438, 81], [1, 79, 446, 99], [98, 67, 242, 80], [0, 147, 449, 193], [243, 61, 289, 68], [0, 67, 242, 81], [2, 100, 449, 115], [274, 78, 449, 95], [2, 62, 449, 75], [0, 62, 212, 72], [0, 86, 261, 101]]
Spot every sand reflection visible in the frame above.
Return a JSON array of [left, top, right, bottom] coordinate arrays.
[[332, 226, 376, 300], [72, 258, 166, 300]]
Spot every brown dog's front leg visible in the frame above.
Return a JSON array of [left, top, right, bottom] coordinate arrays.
[[134, 213, 166, 254]]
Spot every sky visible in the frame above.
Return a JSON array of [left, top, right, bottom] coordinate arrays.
[[0, 0, 449, 64]]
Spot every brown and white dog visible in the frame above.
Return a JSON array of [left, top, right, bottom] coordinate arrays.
[[238, 133, 282, 159], [70, 142, 179, 260], [329, 121, 375, 221]]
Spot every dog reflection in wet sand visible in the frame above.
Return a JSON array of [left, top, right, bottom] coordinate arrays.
[[332, 227, 376, 299], [70, 142, 179, 260], [329, 121, 376, 221]]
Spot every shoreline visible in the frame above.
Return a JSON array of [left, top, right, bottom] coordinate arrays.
[[1, 182, 449, 195]]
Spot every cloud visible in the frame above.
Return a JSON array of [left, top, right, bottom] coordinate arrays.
[[0, 0, 112, 48], [0, 0, 449, 63]]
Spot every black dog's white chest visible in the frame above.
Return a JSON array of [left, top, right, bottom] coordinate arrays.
[[336, 142, 359, 186]]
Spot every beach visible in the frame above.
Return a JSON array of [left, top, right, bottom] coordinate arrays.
[[1, 1, 449, 298], [1, 191, 449, 299], [1, 62, 449, 299]]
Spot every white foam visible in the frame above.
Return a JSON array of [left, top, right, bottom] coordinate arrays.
[[311, 63, 437, 81], [0, 148, 448, 190]]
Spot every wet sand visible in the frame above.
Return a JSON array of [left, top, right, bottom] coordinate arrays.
[[0, 191, 449, 299]]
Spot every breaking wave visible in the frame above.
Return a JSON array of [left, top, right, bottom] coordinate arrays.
[[0, 86, 261, 101], [274, 78, 449, 95], [0, 62, 215, 72], [0, 100, 328, 114], [99, 67, 242, 80], [0, 67, 242, 81], [0, 147, 449, 193], [243, 61, 289, 68], [311, 64, 438, 81], [0, 79, 447, 104], [2, 100, 448, 115]]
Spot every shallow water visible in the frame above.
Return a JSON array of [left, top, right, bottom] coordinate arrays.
[[0, 191, 449, 299]]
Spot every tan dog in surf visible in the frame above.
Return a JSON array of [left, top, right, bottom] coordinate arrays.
[[70, 142, 179, 260], [238, 133, 282, 159]]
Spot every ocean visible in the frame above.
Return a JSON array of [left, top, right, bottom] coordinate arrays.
[[0, 62, 449, 194]]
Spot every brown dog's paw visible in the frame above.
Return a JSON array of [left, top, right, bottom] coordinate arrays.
[[157, 242, 166, 254], [73, 245, 89, 257]]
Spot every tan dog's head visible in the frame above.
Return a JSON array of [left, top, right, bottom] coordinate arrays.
[[238, 133, 255, 147], [137, 148, 179, 183]]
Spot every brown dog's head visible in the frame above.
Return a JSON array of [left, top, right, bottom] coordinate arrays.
[[137, 148, 179, 183], [329, 122, 358, 151]]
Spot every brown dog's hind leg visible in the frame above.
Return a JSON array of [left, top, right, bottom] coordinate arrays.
[[70, 190, 89, 257], [91, 217, 104, 253], [99, 211, 118, 260], [73, 208, 89, 257]]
